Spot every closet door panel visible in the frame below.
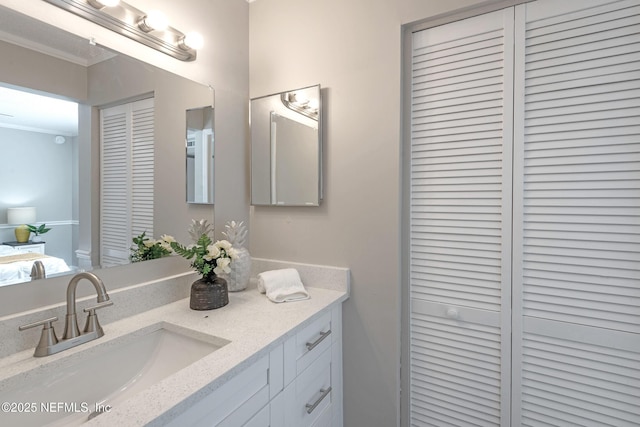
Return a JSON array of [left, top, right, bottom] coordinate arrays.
[[100, 105, 130, 266], [130, 98, 154, 239], [409, 8, 513, 426], [100, 98, 155, 267], [513, 0, 640, 425]]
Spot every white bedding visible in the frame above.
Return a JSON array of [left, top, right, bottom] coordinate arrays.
[[0, 245, 72, 286]]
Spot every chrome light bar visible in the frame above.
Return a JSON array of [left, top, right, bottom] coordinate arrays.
[[42, 0, 198, 61]]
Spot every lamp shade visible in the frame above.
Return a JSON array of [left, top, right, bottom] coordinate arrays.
[[7, 207, 36, 225]]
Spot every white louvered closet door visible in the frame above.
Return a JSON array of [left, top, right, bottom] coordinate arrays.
[[512, 0, 640, 425], [100, 97, 155, 267], [409, 9, 514, 426]]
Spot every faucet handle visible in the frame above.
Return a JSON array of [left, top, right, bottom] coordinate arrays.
[[83, 301, 113, 335], [19, 317, 59, 357], [82, 300, 113, 314], [19, 316, 58, 331]]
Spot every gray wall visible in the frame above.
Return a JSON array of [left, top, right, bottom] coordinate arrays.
[[249, 0, 490, 425], [0, 39, 87, 100], [0, 128, 75, 264]]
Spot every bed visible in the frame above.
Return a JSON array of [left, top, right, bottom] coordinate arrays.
[[0, 245, 72, 286]]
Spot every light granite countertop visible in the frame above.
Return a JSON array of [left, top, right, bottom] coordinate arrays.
[[0, 265, 349, 427]]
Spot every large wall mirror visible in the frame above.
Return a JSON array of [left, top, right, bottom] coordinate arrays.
[[250, 84, 322, 206], [0, 5, 213, 288]]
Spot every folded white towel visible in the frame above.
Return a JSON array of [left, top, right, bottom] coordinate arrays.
[[257, 268, 310, 303]]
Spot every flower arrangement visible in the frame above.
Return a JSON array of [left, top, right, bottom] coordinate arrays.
[[169, 220, 236, 282], [130, 232, 174, 263]]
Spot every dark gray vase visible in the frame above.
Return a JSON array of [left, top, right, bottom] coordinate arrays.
[[190, 276, 229, 310]]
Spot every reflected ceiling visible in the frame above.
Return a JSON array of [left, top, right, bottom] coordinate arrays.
[[0, 4, 117, 137], [0, 86, 78, 136]]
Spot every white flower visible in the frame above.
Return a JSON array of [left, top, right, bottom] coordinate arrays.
[[161, 234, 175, 243], [215, 240, 232, 251], [159, 242, 173, 252], [143, 239, 156, 248], [214, 257, 231, 275], [227, 247, 239, 260], [203, 244, 220, 261]]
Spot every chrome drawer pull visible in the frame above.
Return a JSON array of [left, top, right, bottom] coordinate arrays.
[[305, 386, 332, 414], [305, 329, 331, 351]]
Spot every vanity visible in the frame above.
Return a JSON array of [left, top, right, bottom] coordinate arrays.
[[0, 259, 349, 427]]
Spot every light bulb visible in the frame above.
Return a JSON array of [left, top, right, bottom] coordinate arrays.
[[183, 32, 204, 50], [140, 10, 168, 32]]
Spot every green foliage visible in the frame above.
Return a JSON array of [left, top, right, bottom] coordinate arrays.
[[170, 234, 233, 282], [27, 224, 51, 236], [130, 231, 172, 263]]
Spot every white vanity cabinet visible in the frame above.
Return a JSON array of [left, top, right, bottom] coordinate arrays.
[[167, 304, 343, 427]]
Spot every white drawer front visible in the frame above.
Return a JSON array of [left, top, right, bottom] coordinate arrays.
[[14, 244, 45, 254], [166, 355, 270, 427], [284, 346, 332, 427], [218, 385, 269, 427], [243, 403, 270, 427], [310, 402, 332, 427], [295, 311, 332, 375]]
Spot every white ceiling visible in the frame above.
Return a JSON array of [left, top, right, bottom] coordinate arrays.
[[0, 5, 117, 137], [0, 86, 78, 137]]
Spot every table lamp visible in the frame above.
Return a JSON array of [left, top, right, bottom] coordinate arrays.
[[7, 207, 37, 243]]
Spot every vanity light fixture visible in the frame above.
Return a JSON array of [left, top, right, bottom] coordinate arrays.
[[86, 0, 120, 8], [180, 32, 205, 51], [43, 0, 201, 61], [137, 10, 169, 32], [281, 91, 320, 120]]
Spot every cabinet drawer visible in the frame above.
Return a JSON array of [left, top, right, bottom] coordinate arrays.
[[218, 385, 269, 427], [166, 355, 270, 427], [13, 243, 45, 254], [283, 346, 332, 427], [285, 310, 333, 383], [243, 403, 270, 427], [310, 401, 332, 427]]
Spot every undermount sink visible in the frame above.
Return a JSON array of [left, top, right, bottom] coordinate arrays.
[[0, 323, 229, 426]]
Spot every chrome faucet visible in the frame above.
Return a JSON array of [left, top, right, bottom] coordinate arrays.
[[19, 272, 113, 357], [30, 260, 46, 280], [63, 272, 111, 339]]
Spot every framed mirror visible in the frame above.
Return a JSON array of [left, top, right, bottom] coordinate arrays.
[[250, 84, 322, 206], [0, 5, 213, 287], [186, 106, 214, 204]]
